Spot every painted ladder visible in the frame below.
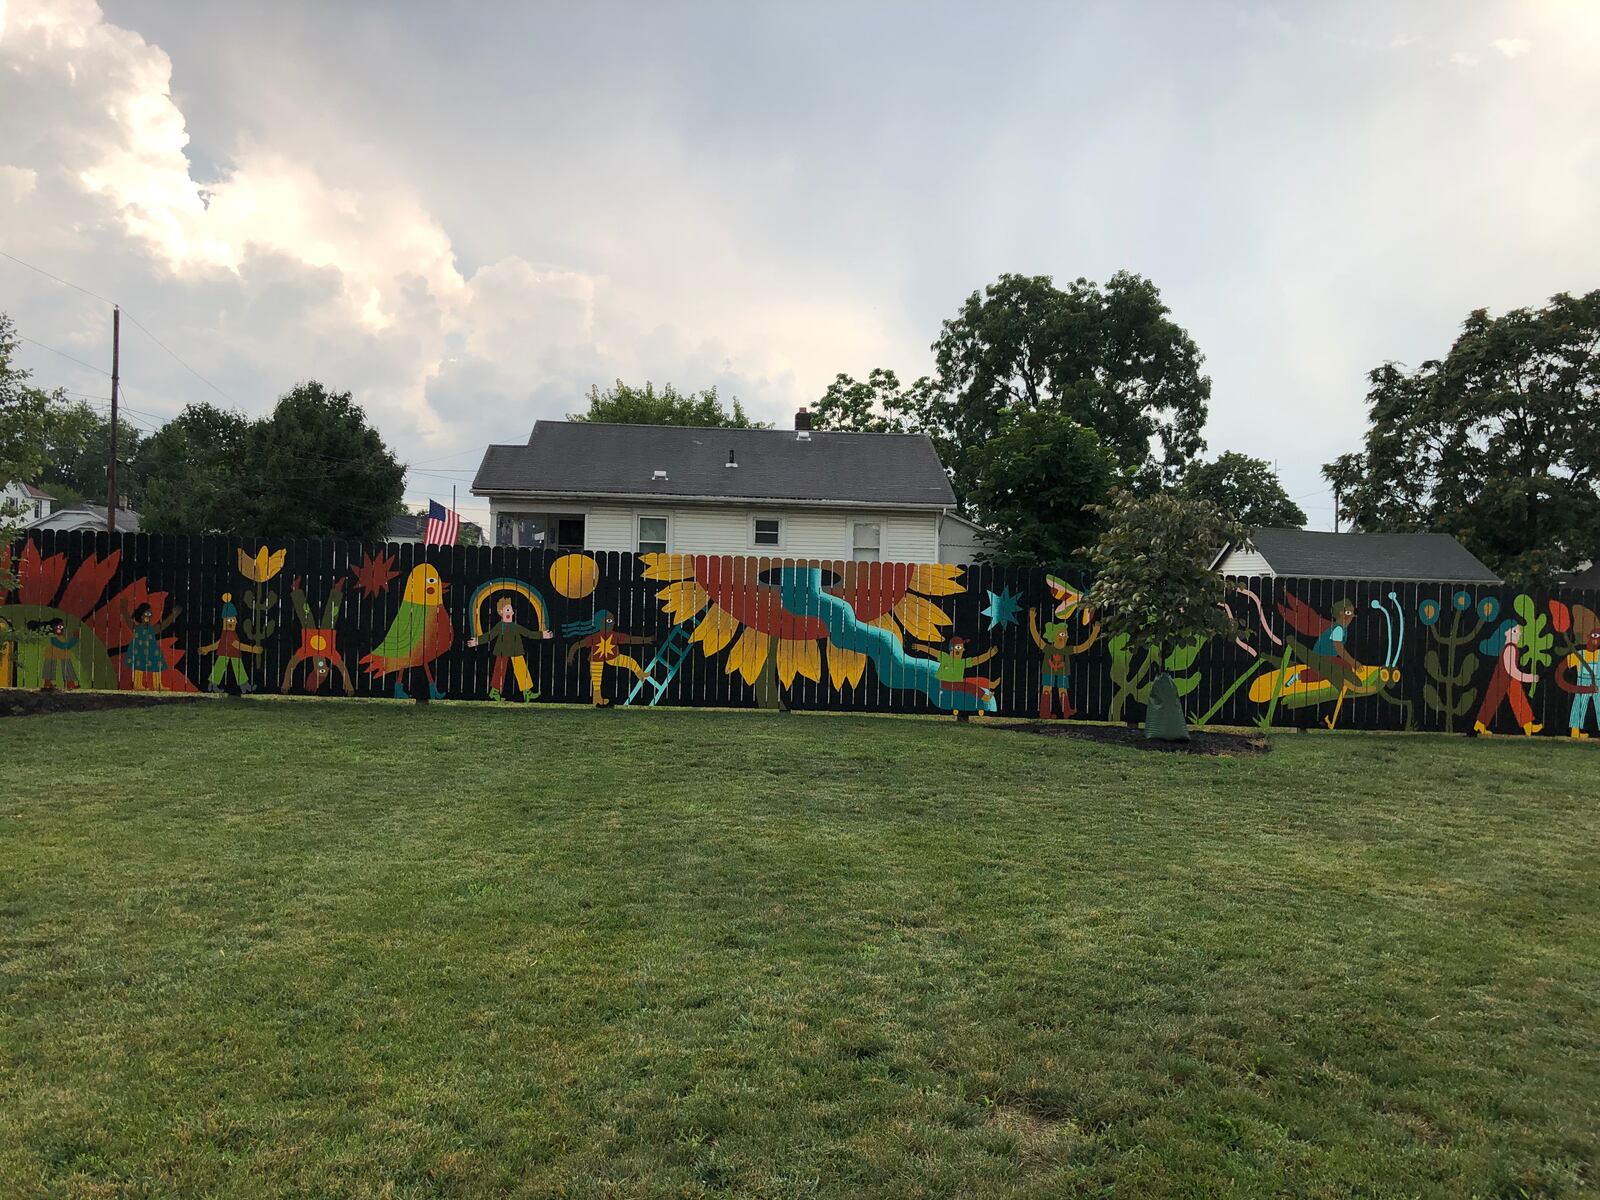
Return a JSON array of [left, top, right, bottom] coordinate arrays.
[[624, 609, 704, 707]]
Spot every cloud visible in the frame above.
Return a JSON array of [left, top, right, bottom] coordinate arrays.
[[2, 0, 1598, 535], [1490, 37, 1532, 58]]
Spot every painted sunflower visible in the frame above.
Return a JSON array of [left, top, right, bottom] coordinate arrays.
[[640, 554, 965, 688]]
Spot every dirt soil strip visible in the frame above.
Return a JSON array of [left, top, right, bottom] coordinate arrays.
[[1002, 721, 1269, 756], [0, 689, 209, 719]]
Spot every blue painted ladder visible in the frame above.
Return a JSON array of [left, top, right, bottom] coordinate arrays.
[[624, 608, 704, 706]]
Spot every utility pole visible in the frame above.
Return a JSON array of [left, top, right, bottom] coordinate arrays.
[[1332, 483, 1340, 533], [106, 305, 120, 533]]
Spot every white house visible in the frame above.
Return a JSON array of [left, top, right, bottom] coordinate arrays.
[[24, 502, 141, 533], [472, 409, 994, 564], [1, 480, 53, 524]]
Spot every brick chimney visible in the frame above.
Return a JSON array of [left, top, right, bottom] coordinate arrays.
[[794, 406, 812, 432]]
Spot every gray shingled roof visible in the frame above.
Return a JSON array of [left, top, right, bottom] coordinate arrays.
[[472, 421, 957, 508], [1237, 527, 1501, 583]]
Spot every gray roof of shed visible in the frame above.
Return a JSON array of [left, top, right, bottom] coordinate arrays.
[[1229, 527, 1501, 583], [472, 421, 957, 508]]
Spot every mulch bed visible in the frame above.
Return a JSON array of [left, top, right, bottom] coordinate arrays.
[[0, 688, 206, 719], [1003, 720, 1269, 756]]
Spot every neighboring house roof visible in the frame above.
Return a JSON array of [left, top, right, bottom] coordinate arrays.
[[1557, 562, 1600, 590], [1214, 527, 1501, 583], [388, 513, 427, 540], [25, 503, 141, 533], [473, 421, 958, 509]]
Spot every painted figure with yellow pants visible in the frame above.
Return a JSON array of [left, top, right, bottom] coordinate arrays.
[[468, 594, 553, 702], [563, 610, 655, 707]]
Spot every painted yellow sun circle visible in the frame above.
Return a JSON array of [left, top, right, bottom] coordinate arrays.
[[550, 553, 599, 600]]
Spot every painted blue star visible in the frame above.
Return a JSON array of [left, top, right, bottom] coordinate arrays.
[[981, 587, 1022, 630]]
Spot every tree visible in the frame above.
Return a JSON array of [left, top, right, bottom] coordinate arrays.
[[963, 409, 1119, 567], [1180, 452, 1305, 529], [137, 404, 251, 536], [0, 313, 96, 536], [933, 272, 1210, 496], [139, 383, 404, 540], [811, 368, 937, 434], [39, 406, 147, 509], [572, 381, 767, 428], [1324, 291, 1600, 585], [240, 382, 407, 540], [1082, 489, 1246, 739]]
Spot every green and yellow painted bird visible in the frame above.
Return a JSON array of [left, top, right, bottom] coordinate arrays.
[[361, 563, 453, 699]]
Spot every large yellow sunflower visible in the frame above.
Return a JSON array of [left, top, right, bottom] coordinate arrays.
[[640, 554, 965, 688]]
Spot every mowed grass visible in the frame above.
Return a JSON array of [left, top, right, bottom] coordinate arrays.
[[1, 702, 1596, 1199]]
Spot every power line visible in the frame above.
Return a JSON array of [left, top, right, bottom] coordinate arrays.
[[0, 250, 117, 307], [118, 307, 239, 408], [15, 334, 112, 379]]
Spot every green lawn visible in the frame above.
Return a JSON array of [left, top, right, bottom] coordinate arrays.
[[1, 702, 1596, 1199]]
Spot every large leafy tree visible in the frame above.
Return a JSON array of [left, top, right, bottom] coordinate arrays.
[[0, 313, 97, 535], [39, 407, 147, 508], [1180, 451, 1305, 529], [140, 383, 404, 540], [138, 404, 252, 535], [1324, 291, 1600, 585], [811, 368, 938, 435], [963, 409, 1119, 567], [572, 380, 767, 428], [933, 271, 1209, 495], [241, 382, 407, 539], [1083, 490, 1246, 739]]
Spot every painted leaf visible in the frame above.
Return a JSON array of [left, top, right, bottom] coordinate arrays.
[[17, 541, 66, 607], [892, 593, 953, 641], [826, 639, 867, 689], [1453, 653, 1479, 687], [1423, 682, 1445, 713], [1166, 636, 1206, 671], [56, 551, 121, 620], [1453, 689, 1478, 716], [1424, 648, 1444, 683]]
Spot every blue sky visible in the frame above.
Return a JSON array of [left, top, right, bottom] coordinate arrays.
[[3, 0, 1597, 530]]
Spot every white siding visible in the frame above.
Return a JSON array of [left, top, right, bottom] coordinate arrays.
[[882, 513, 938, 562], [1216, 547, 1274, 577], [584, 505, 635, 551], [488, 498, 951, 560], [936, 516, 993, 565]]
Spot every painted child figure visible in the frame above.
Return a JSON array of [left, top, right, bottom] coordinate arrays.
[[1556, 604, 1600, 738], [1028, 606, 1099, 719], [1474, 620, 1542, 737], [120, 599, 182, 690], [35, 617, 80, 690], [200, 594, 263, 693], [468, 594, 553, 702], [915, 633, 998, 720], [562, 610, 656, 707]]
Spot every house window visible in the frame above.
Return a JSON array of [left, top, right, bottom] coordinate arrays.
[[752, 517, 782, 549], [496, 512, 585, 550], [638, 515, 669, 555], [852, 521, 881, 562]]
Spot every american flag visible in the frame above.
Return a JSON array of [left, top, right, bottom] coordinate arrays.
[[423, 499, 460, 548]]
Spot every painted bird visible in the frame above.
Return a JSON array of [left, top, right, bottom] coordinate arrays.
[[360, 563, 453, 699]]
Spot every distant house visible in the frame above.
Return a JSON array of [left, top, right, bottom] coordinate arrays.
[[1211, 527, 1501, 583], [25, 502, 141, 534], [471, 409, 992, 564], [1, 480, 54, 524], [386, 511, 484, 546]]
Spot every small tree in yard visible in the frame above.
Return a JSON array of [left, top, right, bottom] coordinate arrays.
[[1083, 490, 1246, 740]]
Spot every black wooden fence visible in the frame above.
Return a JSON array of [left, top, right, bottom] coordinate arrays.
[[3, 530, 1597, 736]]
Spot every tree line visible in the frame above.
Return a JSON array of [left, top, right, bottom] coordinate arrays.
[[7, 273, 1598, 585]]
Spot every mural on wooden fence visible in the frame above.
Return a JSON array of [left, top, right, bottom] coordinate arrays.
[[3, 531, 1598, 737]]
